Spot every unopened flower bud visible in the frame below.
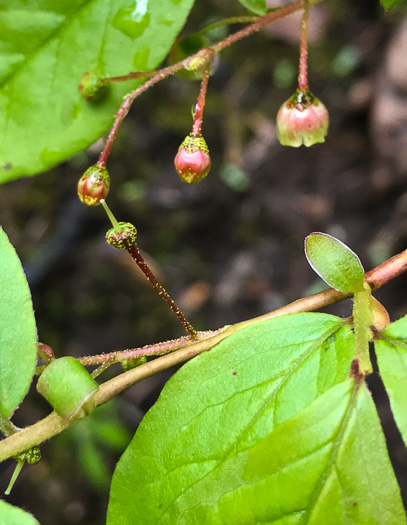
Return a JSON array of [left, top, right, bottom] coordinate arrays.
[[106, 222, 137, 249], [78, 72, 107, 102], [276, 89, 329, 147], [184, 48, 213, 76], [77, 165, 110, 206], [174, 134, 211, 184], [14, 446, 41, 465], [121, 356, 147, 372]]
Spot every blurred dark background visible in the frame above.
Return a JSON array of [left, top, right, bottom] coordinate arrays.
[[2, 0, 407, 522]]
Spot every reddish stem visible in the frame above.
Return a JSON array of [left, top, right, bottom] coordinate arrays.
[[191, 58, 212, 136], [96, 62, 186, 168], [100, 71, 158, 85], [96, 0, 319, 168], [298, 1, 310, 91], [79, 330, 221, 366], [126, 243, 198, 340]]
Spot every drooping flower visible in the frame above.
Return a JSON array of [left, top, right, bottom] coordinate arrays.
[[276, 89, 329, 147]]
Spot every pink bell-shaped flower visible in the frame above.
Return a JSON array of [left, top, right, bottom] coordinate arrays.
[[276, 89, 329, 147]]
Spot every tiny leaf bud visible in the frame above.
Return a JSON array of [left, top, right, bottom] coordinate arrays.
[[37, 357, 99, 421], [174, 134, 211, 184], [78, 72, 108, 102], [77, 165, 110, 206], [106, 222, 138, 249], [121, 356, 147, 372], [276, 89, 329, 147]]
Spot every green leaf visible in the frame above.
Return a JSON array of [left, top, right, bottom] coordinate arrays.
[[108, 374, 404, 523], [305, 232, 365, 293], [237, 0, 267, 15], [376, 315, 407, 446], [0, 0, 195, 183], [108, 312, 357, 524], [380, 0, 405, 8], [0, 500, 39, 524], [0, 228, 37, 418]]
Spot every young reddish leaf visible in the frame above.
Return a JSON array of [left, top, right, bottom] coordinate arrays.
[[0, 228, 37, 418], [305, 232, 365, 293]]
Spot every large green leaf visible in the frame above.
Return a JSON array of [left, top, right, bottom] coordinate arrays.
[[0, 500, 39, 524], [0, 0, 195, 183], [0, 228, 37, 418], [376, 315, 407, 446], [108, 374, 404, 523], [108, 312, 358, 524]]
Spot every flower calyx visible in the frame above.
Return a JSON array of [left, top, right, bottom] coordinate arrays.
[[106, 222, 138, 249], [174, 134, 211, 184], [77, 165, 110, 206], [276, 89, 329, 147]]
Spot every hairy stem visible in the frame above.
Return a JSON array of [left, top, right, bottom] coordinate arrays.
[[191, 58, 212, 136], [298, 1, 309, 91], [127, 243, 198, 339], [1, 247, 406, 462]]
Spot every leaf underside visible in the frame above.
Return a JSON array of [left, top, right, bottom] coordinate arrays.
[[106, 313, 406, 524], [0, 228, 37, 418], [0, 0, 195, 183]]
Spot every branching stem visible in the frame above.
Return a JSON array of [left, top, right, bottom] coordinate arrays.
[[96, 0, 324, 168], [1, 248, 407, 462]]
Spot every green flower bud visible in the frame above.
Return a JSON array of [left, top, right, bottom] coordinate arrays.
[[77, 165, 110, 206], [106, 222, 137, 249], [37, 357, 99, 421], [276, 89, 329, 147], [121, 356, 147, 372], [14, 446, 41, 465], [78, 72, 108, 102]]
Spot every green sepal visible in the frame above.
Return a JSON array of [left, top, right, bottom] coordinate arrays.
[[37, 357, 98, 420]]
